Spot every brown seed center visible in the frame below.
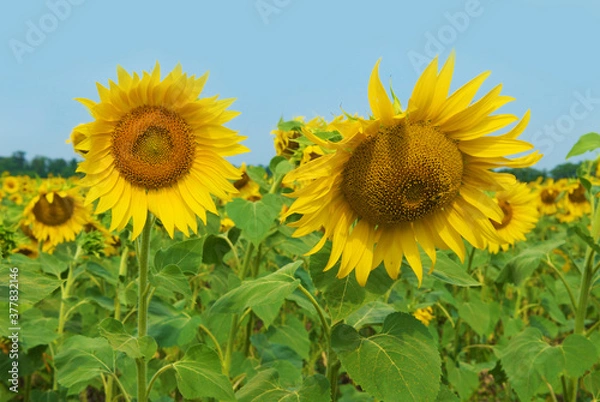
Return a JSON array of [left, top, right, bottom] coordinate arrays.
[[340, 121, 464, 226], [490, 199, 513, 229], [112, 106, 195, 189], [32, 193, 75, 226], [568, 184, 587, 203]]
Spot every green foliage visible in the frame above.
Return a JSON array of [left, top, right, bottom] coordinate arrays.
[[331, 313, 442, 402]]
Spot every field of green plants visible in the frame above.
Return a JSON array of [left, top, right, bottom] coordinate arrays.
[[1, 59, 600, 402]]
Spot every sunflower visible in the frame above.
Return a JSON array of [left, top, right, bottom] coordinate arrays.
[[232, 163, 261, 201], [536, 179, 563, 216], [22, 187, 91, 252], [2, 176, 19, 194], [487, 182, 539, 253], [300, 145, 325, 166], [559, 182, 590, 221], [73, 63, 248, 238], [413, 306, 435, 326], [283, 55, 541, 285]]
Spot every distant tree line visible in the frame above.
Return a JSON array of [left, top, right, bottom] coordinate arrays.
[[0, 150, 593, 182], [0, 151, 79, 178], [498, 161, 592, 182]]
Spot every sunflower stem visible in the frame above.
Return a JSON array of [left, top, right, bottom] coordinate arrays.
[[53, 245, 82, 391], [567, 248, 595, 402], [135, 213, 153, 402]]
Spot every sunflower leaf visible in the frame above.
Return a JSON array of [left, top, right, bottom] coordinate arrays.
[[331, 312, 441, 402], [430, 253, 481, 287], [173, 344, 235, 401], [154, 237, 205, 274], [210, 261, 302, 314], [225, 194, 282, 246], [566, 132, 600, 159], [98, 318, 157, 360]]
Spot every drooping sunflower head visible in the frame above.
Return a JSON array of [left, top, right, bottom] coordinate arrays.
[[283, 55, 541, 286], [73, 63, 248, 239], [486, 182, 539, 253], [22, 186, 91, 253]]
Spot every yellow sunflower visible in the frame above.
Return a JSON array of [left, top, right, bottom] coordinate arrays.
[[559, 182, 590, 222], [487, 182, 539, 253], [73, 63, 248, 238], [22, 187, 91, 252], [536, 178, 563, 216], [300, 145, 325, 166], [232, 163, 261, 201], [413, 306, 435, 326], [2, 176, 19, 194], [283, 55, 541, 285], [272, 117, 304, 158]]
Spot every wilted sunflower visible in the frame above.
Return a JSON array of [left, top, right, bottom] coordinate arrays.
[[73, 63, 248, 238], [283, 55, 541, 285], [22, 187, 91, 252], [487, 182, 539, 253]]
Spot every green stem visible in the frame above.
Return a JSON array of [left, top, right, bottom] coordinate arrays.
[[146, 364, 174, 396], [297, 284, 338, 399], [542, 259, 578, 314], [568, 249, 595, 402], [223, 313, 239, 377], [466, 247, 476, 272], [199, 324, 224, 364], [136, 213, 153, 402], [54, 246, 82, 391], [221, 234, 241, 269], [239, 242, 255, 280]]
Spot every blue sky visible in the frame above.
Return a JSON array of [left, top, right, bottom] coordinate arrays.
[[1, 0, 599, 171]]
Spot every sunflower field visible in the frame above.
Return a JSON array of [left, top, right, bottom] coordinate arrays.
[[1, 55, 600, 402]]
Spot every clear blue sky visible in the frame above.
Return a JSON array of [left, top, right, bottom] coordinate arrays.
[[1, 0, 599, 171]]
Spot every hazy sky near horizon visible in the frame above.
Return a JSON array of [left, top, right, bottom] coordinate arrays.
[[1, 0, 599, 170]]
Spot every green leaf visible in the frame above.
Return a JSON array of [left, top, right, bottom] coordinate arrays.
[[499, 329, 596, 401], [567, 225, 600, 255], [202, 235, 233, 265], [20, 309, 58, 350], [309, 245, 367, 321], [0, 263, 61, 305], [252, 301, 284, 328], [236, 369, 330, 402], [267, 316, 311, 360], [98, 318, 157, 360], [210, 261, 302, 314], [435, 384, 460, 402], [150, 264, 191, 298], [566, 132, 600, 159], [55, 336, 114, 389], [225, 194, 282, 246], [457, 290, 490, 336], [345, 301, 396, 329], [431, 253, 481, 287], [173, 344, 235, 401], [495, 240, 564, 285], [562, 334, 598, 378], [246, 165, 269, 190], [154, 237, 205, 273], [446, 360, 479, 401], [331, 312, 441, 402]]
